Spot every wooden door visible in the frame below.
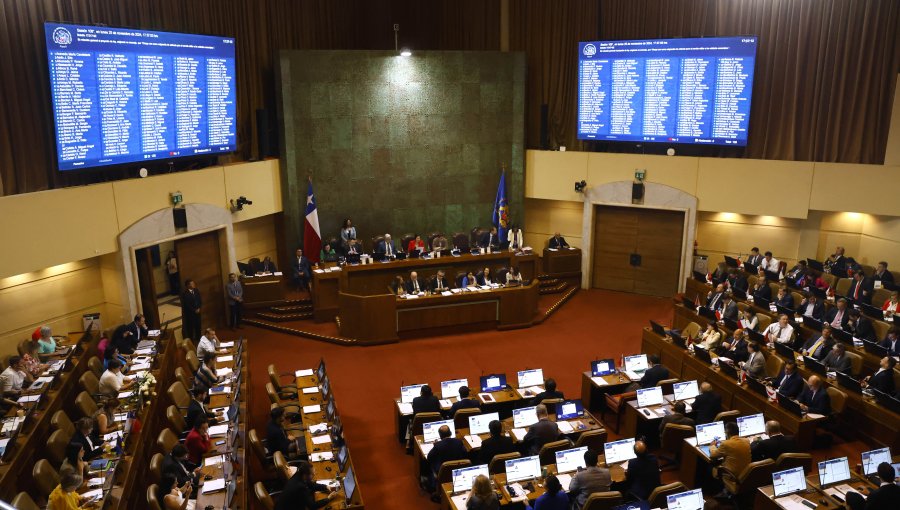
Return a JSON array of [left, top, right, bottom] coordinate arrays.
[[175, 231, 225, 329], [592, 206, 684, 297], [136, 248, 160, 327]]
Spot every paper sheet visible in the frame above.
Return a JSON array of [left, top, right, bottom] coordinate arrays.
[[510, 428, 527, 441], [419, 442, 435, 457], [134, 348, 154, 355], [451, 494, 470, 509], [555, 473, 573, 489], [591, 376, 609, 386], [216, 355, 233, 363], [201, 478, 226, 493], [295, 369, 314, 377], [439, 399, 453, 408], [302, 405, 321, 414], [398, 402, 414, 415], [310, 451, 334, 462], [81, 489, 104, 501], [220, 341, 235, 348], [129, 362, 151, 372], [216, 367, 233, 377], [806, 413, 825, 420], [308, 423, 329, 435], [117, 391, 135, 399], [208, 424, 229, 437], [311, 435, 332, 445], [557, 421, 574, 434], [302, 386, 319, 394], [465, 435, 483, 448], [17, 394, 40, 403], [774, 495, 816, 510]]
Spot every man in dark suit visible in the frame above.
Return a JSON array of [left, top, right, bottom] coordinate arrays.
[[548, 232, 569, 249], [375, 234, 398, 258], [862, 356, 897, 396], [717, 329, 749, 363], [827, 246, 849, 277], [425, 425, 467, 488], [447, 386, 479, 418], [638, 355, 669, 389], [412, 385, 441, 415], [846, 462, 900, 510], [847, 270, 874, 304], [292, 248, 311, 290], [477, 420, 517, 465], [745, 247, 762, 267], [801, 325, 836, 361], [72, 417, 104, 461], [260, 256, 277, 272], [727, 269, 748, 294], [345, 239, 362, 255], [275, 461, 341, 510], [429, 270, 451, 293], [795, 293, 825, 321], [406, 271, 425, 294], [531, 378, 564, 405], [659, 401, 694, 436], [181, 279, 202, 342], [186, 387, 218, 431], [770, 361, 805, 399], [880, 327, 900, 356], [822, 343, 853, 375], [706, 283, 726, 311], [847, 309, 876, 342], [752, 278, 772, 302], [522, 404, 560, 455], [121, 313, 149, 354], [773, 288, 795, 309], [873, 261, 894, 286], [623, 441, 661, 500], [750, 420, 798, 462], [162, 444, 200, 487], [721, 294, 739, 321], [825, 298, 850, 330], [690, 382, 722, 424], [798, 375, 831, 415], [479, 227, 500, 252]]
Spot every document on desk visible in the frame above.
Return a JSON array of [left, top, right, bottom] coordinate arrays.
[[419, 442, 435, 457], [450, 288, 462, 294], [806, 413, 825, 420], [311, 434, 332, 445], [308, 423, 329, 435], [451, 494, 470, 510], [398, 402, 414, 415], [35, 376, 55, 385], [148, 330, 162, 337], [302, 386, 319, 394], [216, 355, 233, 363], [295, 369, 314, 377], [507, 482, 530, 502], [220, 341, 235, 348], [104, 431, 123, 442], [204, 455, 225, 467], [114, 413, 128, 422], [302, 404, 322, 414], [310, 451, 334, 462], [510, 428, 528, 441], [117, 391, 135, 400], [80, 488, 104, 501], [441, 291, 453, 296], [775, 495, 816, 510], [201, 478, 226, 493], [135, 347, 154, 355], [478, 393, 495, 403], [591, 376, 609, 386], [439, 399, 453, 408], [465, 435, 483, 448], [87, 477, 104, 488], [555, 474, 573, 489], [216, 367, 233, 377], [314, 269, 325, 273], [17, 394, 40, 403], [403, 294, 419, 299], [208, 424, 229, 437], [516, 386, 542, 398], [557, 421, 574, 434], [130, 362, 151, 372]]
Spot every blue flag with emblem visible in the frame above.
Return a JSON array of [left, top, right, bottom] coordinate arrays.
[[492, 170, 509, 241]]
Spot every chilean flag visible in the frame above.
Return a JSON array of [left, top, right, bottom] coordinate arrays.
[[304, 179, 322, 264]]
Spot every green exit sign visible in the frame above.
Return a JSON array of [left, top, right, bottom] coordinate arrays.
[[635, 170, 645, 181]]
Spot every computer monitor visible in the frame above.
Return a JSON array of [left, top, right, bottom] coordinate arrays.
[[452, 464, 490, 493], [666, 488, 705, 510], [316, 359, 326, 380], [672, 381, 699, 401], [591, 359, 616, 377], [342, 466, 356, 503], [772, 466, 807, 497], [862, 447, 892, 475], [512, 406, 539, 428], [321, 375, 331, 399], [892, 463, 900, 482], [337, 444, 349, 473], [517, 369, 544, 388], [624, 354, 648, 373], [737, 414, 766, 438], [224, 478, 237, 510], [468, 412, 500, 435], [326, 397, 336, 422], [480, 374, 507, 393], [400, 384, 426, 403], [603, 438, 637, 464], [440, 378, 469, 399], [817, 457, 851, 487], [556, 400, 584, 420], [422, 419, 455, 443], [649, 320, 668, 337], [554, 446, 588, 473], [505, 455, 541, 483], [695, 421, 726, 446], [636, 386, 664, 408]]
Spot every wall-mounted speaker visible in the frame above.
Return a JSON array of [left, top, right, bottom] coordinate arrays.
[[632, 182, 645, 202]]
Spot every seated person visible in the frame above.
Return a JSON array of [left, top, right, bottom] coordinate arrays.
[[478, 267, 493, 286], [431, 234, 449, 253], [567, 449, 611, 510], [775, 288, 795, 309], [750, 420, 797, 462], [430, 270, 451, 293], [739, 309, 759, 332], [764, 314, 795, 345], [745, 247, 762, 267], [717, 329, 749, 362], [196, 327, 220, 359], [21, 340, 49, 378], [425, 425, 467, 490], [275, 461, 341, 510], [462, 271, 478, 288], [769, 361, 805, 399], [846, 462, 900, 510], [292, 248, 312, 290], [412, 385, 441, 414], [103, 345, 128, 371], [880, 326, 900, 356], [71, 417, 104, 461], [531, 378, 564, 405], [861, 356, 897, 395], [49, 470, 96, 510], [825, 298, 850, 330], [709, 421, 751, 480], [847, 309, 875, 342], [691, 382, 722, 424], [192, 354, 223, 394], [760, 251, 781, 275], [706, 283, 726, 310], [525, 474, 566, 510], [60, 441, 87, 480], [93, 398, 122, 437], [507, 226, 524, 252], [798, 375, 831, 415], [726, 269, 748, 293], [479, 227, 500, 251], [548, 232, 569, 249], [522, 404, 560, 455], [345, 239, 362, 256], [872, 261, 894, 286], [124, 314, 149, 345], [846, 270, 873, 304], [711, 262, 730, 286], [822, 343, 852, 374], [638, 355, 669, 389], [785, 260, 808, 282], [375, 234, 398, 258], [407, 234, 426, 253], [319, 243, 337, 263], [751, 277, 772, 302], [392, 276, 407, 296], [98, 359, 134, 397], [266, 407, 306, 460], [36, 325, 58, 355], [721, 294, 739, 321], [477, 420, 516, 465], [659, 401, 694, 436], [162, 444, 200, 488], [795, 293, 825, 321], [506, 267, 523, 285], [260, 256, 277, 272], [186, 387, 218, 430], [739, 342, 767, 379], [447, 385, 480, 417], [405, 271, 425, 294], [800, 325, 836, 361], [184, 418, 213, 466], [621, 441, 660, 501], [697, 323, 723, 350]]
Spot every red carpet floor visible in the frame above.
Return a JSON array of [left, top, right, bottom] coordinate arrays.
[[240, 289, 872, 510]]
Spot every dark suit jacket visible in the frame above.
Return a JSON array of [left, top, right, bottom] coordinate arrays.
[[728, 275, 749, 293], [717, 338, 749, 363], [275, 473, 330, 510], [427, 437, 468, 474], [478, 434, 517, 465], [751, 434, 798, 462], [798, 387, 831, 415], [829, 256, 849, 277], [659, 412, 694, 434], [522, 418, 560, 455], [796, 300, 825, 321], [406, 278, 426, 294], [746, 254, 763, 266], [625, 454, 661, 500], [864, 483, 900, 510], [822, 351, 853, 375], [186, 399, 216, 431], [847, 278, 874, 304], [639, 365, 670, 389], [691, 391, 722, 424], [873, 270, 895, 285], [825, 307, 850, 330], [161, 453, 196, 485], [260, 260, 278, 272], [722, 301, 739, 321], [430, 277, 451, 292], [879, 336, 900, 356], [548, 236, 568, 249], [124, 321, 149, 342], [447, 398, 480, 418], [849, 318, 876, 342], [181, 288, 202, 317], [412, 395, 441, 415], [868, 369, 896, 396], [375, 239, 397, 255], [72, 431, 104, 461], [292, 256, 311, 279], [531, 390, 564, 406], [479, 232, 499, 249], [802, 335, 834, 360], [772, 370, 805, 399], [706, 292, 725, 310], [752, 284, 772, 302]]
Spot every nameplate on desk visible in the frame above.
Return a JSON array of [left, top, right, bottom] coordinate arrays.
[[295, 369, 314, 377], [465, 435, 483, 448], [591, 376, 609, 386], [478, 393, 495, 403], [302, 404, 322, 414], [113, 413, 128, 422]]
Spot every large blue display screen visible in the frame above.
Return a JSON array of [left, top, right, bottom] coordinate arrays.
[[577, 36, 757, 146], [45, 23, 236, 170]]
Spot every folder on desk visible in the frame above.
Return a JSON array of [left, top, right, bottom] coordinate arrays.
[[591, 376, 609, 386], [478, 393, 495, 403]]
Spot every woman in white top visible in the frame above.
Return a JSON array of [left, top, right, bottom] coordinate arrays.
[[480, 267, 492, 285], [195, 328, 219, 360], [506, 267, 522, 284], [699, 323, 722, 350], [739, 309, 759, 332], [159, 473, 192, 510], [507, 227, 524, 252]]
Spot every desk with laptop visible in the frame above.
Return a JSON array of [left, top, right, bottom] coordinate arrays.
[[580, 356, 647, 413]]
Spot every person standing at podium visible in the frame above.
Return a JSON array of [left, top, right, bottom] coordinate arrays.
[[507, 225, 524, 252], [340, 218, 357, 252], [548, 232, 568, 249]]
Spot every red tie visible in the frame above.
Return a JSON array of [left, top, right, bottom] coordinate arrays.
[[853, 283, 860, 299]]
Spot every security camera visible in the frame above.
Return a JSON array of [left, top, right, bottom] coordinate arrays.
[[574, 180, 587, 193], [230, 196, 253, 212]]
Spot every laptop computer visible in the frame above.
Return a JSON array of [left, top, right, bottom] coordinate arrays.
[[772, 466, 808, 498], [835, 372, 862, 394], [591, 359, 616, 377], [724, 255, 740, 269], [722, 317, 739, 331], [732, 287, 747, 300], [737, 413, 766, 438], [672, 381, 699, 402], [603, 438, 637, 464], [747, 328, 765, 343], [693, 271, 708, 282], [468, 412, 500, 435], [517, 369, 544, 389], [422, 420, 455, 443], [754, 295, 771, 309], [775, 304, 795, 318], [440, 378, 469, 399], [745, 376, 769, 398], [649, 320, 668, 337], [871, 389, 900, 414], [803, 356, 827, 376], [342, 466, 357, 504], [666, 488, 705, 510], [694, 346, 712, 364], [718, 360, 739, 380], [512, 406, 539, 428], [695, 421, 725, 446], [861, 447, 892, 476], [480, 374, 507, 393], [859, 303, 884, 320], [831, 328, 851, 344], [451, 464, 490, 494], [744, 261, 759, 274], [774, 341, 796, 359], [777, 392, 804, 417], [556, 400, 584, 420], [636, 387, 664, 408], [671, 333, 688, 349], [554, 446, 588, 473], [623, 354, 648, 380], [698, 306, 718, 321], [682, 296, 698, 310], [862, 339, 888, 357], [505, 455, 541, 483], [400, 384, 427, 404], [804, 316, 824, 332], [818, 457, 852, 488]]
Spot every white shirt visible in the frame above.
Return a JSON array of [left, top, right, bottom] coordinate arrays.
[[765, 322, 794, 344], [99, 370, 124, 395], [0, 366, 25, 393], [761, 257, 780, 273], [197, 336, 217, 359]]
